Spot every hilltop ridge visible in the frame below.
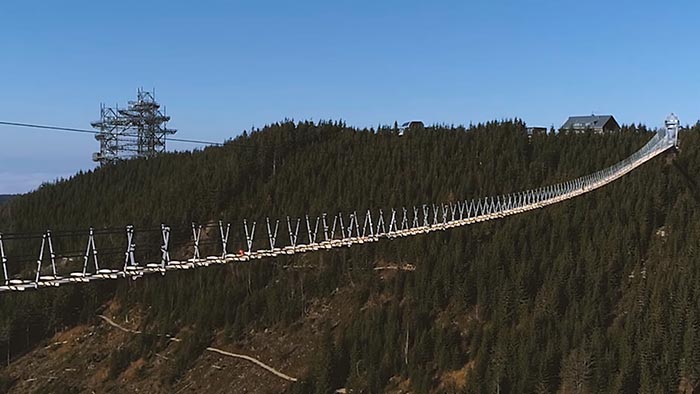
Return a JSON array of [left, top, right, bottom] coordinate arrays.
[[0, 120, 698, 393]]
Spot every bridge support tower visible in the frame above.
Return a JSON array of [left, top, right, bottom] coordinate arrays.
[[665, 113, 680, 148]]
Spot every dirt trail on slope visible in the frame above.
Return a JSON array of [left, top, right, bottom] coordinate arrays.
[[97, 314, 298, 382]]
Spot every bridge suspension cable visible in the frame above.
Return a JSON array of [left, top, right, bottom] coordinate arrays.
[[0, 120, 222, 146]]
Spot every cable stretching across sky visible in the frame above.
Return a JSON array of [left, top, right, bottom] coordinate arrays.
[[0, 121, 222, 146], [0, 115, 682, 293]]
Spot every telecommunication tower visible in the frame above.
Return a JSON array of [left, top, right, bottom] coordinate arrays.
[[91, 89, 176, 165]]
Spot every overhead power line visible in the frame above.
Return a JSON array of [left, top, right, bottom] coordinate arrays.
[[0, 120, 223, 146]]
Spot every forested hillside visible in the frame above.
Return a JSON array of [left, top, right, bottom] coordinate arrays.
[[0, 120, 699, 393], [0, 195, 15, 205]]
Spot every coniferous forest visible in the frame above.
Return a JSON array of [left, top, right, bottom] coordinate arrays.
[[0, 195, 15, 206], [0, 120, 699, 392]]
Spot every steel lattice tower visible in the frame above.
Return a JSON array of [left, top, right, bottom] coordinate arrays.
[[91, 89, 177, 165]]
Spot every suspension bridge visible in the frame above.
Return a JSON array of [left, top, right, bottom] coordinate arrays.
[[0, 115, 682, 293]]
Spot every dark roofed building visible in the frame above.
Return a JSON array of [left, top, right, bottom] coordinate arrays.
[[398, 120, 424, 135], [526, 126, 547, 136], [560, 115, 620, 133]]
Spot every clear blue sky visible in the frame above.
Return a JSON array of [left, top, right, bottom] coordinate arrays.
[[1, 0, 698, 194]]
